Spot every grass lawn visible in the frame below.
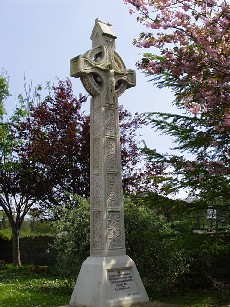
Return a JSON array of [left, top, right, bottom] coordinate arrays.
[[0, 265, 71, 307], [149, 286, 230, 307], [0, 265, 229, 307], [153, 290, 230, 307]]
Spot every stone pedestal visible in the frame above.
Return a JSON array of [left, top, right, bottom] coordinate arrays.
[[69, 256, 149, 307]]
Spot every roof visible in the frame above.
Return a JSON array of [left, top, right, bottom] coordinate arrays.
[[90, 18, 117, 40]]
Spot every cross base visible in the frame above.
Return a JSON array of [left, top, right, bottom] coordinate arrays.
[[69, 255, 149, 307]]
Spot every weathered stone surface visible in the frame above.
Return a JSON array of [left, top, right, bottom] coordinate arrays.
[[70, 19, 135, 258], [69, 19, 148, 307]]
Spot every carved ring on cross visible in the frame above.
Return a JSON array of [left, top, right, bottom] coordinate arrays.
[[70, 45, 136, 99]]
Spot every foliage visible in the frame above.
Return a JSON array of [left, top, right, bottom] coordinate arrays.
[[16, 79, 89, 218], [53, 195, 188, 294], [128, 193, 230, 290], [0, 76, 43, 266], [119, 107, 164, 193], [124, 198, 188, 293], [52, 196, 90, 279], [0, 76, 161, 264], [0, 74, 9, 119], [0, 264, 70, 307], [142, 113, 230, 201], [0, 217, 55, 239], [123, 0, 230, 202], [174, 233, 230, 290], [21, 79, 162, 217], [130, 192, 230, 233], [53, 194, 230, 294], [124, 0, 230, 121], [0, 230, 11, 241], [21, 220, 55, 237]]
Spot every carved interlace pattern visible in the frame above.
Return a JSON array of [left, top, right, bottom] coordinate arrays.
[[83, 59, 94, 70], [114, 52, 125, 71], [105, 109, 116, 136], [93, 109, 101, 135], [107, 173, 120, 208], [93, 139, 100, 171], [105, 94, 110, 106], [71, 22, 137, 255], [93, 97, 100, 109], [93, 174, 102, 209], [108, 211, 122, 249], [126, 72, 135, 84], [92, 211, 103, 249], [81, 75, 101, 97], [106, 138, 117, 170], [70, 57, 79, 75], [93, 32, 100, 47], [105, 38, 114, 47]]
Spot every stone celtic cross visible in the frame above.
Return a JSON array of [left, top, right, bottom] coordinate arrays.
[[70, 19, 135, 257], [69, 19, 148, 307]]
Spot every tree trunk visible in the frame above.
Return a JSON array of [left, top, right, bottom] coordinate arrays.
[[12, 227, 21, 267]]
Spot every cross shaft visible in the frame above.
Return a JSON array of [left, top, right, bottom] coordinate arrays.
[[70, 19, 135, 257]]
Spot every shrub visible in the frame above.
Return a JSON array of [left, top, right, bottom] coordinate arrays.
[[175, 233, 230, 290], [124, 198, 188, 294], [52, 196, 188, 294], [52, 196, 90, 280]]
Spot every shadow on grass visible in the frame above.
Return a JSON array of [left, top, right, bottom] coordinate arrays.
[[149, 289, 230, 307], [0, 290, 70, 307], [0, 265, 71, 307], [1, 265, 229, 307]]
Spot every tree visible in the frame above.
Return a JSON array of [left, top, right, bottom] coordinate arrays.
[[0, 77, 162, 265], [0, 80, 41, 266], [18, 79, 89, 218], [0, 75, 9, 115], [123, 0, 230, 202], [28, 207, 43, 232], [23, 79, 163, 217]]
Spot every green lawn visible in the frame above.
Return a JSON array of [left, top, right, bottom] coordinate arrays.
[[0, 265, 229, 307], [154, 290, 230, 307], [149, 286, 230, 307], [0, 265, 70, 307]]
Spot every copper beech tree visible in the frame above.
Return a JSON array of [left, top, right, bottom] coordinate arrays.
[[0, 79, 163, 266], [123, 0, 230, 203], [23, 79, 163, 216]]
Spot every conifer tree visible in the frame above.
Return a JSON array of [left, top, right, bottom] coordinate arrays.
[[123, 0, 230, 205]]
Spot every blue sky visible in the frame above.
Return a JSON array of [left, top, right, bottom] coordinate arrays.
[[1, 0, 178, 153]]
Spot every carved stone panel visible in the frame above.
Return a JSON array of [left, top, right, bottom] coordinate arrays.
[[93, 109, 101, 135], [93, 174, 102, 209], [105, 37, 114, 47], [105, 94, 110, 106], [93, 32, 100, 47], [107, 173, 120, 208], [92, 96, 100, 109], [106, 138, 117, 170], [108, 211, 122, 249], [105, 109, 116, 136], [93, 138, 100, 171], [92, 211, 103, 249]]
